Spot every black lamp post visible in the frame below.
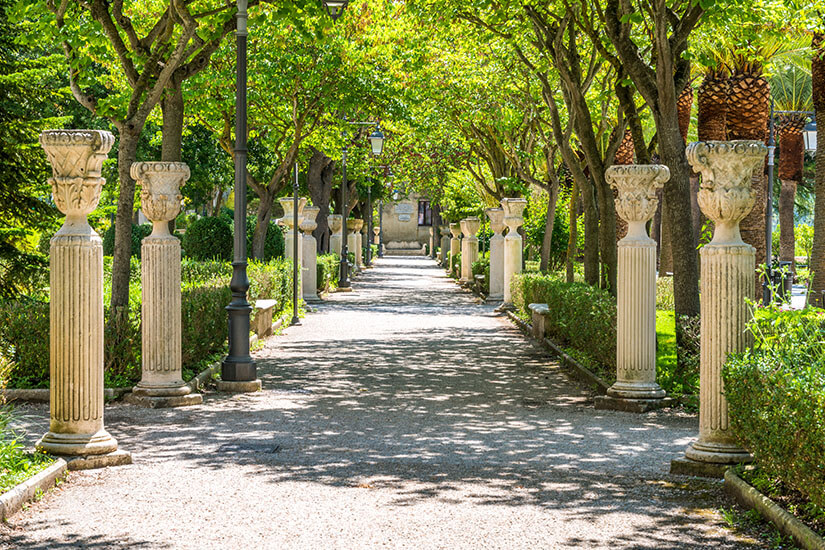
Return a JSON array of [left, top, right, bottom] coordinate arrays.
[[365, 184, 372, 266], [291, 162, 301, 326], [221, 0, 255, 384]]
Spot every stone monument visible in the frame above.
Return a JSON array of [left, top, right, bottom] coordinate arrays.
[[301, 206, 320, 302], [36, 129, 131, 469], [486, 208, 505, 302], [439, 225, 451, 266], [500, 198, 527, 308], [279, 196, 306, 296], [328, 214, 343, 258], [346, 218, 360, 273], [449, 223, 461, 275], [460, 217, 480, 283]]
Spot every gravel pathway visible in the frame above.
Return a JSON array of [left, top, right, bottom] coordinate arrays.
[[2, 257, 763, 549]]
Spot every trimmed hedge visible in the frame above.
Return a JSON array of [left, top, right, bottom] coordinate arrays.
[[450, 252, 461, 279], [102, 223, 153, 259], [513, 272, 617, 375], [0, 258, 293, 389], [183, 217, 233, 261], [724, 306, 825, 510], [317, 253, 340, 292], [472, 252, 490, 293]]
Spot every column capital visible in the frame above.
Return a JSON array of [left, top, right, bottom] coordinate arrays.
[[132, 162, 189, 237], [440, 225, 451, 237], [501, 198, 527, 233], [460, 217, 480, 237], [688, 140, 767, 245], [606, 164, 668, 224], [278, 197, 307, 230], [300, 205, 320, 234], [328, 214, 343, 232], [485, 208, 505, 235], [449, 222, 461, 238]]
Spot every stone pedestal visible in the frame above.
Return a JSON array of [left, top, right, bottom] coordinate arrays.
[[595, 165, 670, 413], [673, 140, 767, 475], [449, 223, 461, 275], [486, 208, 505, 302], [301, 206, 320, 302], [35, 130, 131, 468], [346, 219, 359, 274], [373, 226, 380, 245], [439, 226, 450, 266], [459, 218, 480, 283], [329, 215, 343, 258], [501, 199, 527, 308], [127, 162, 202, 408], [279, 197, 307, 296], [354, 219, 364, 269]]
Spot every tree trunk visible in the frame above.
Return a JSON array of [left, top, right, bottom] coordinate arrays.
[[161, 84, 184, 163], [594, 175, 618, 293], [778, 178, 797, 265], [540, 184, 559, 272], [659, 210, 673, 275], [110, 126, 141, 312], [307, 148, 334, 253], [652, 187, 663, 262], [565, 180, 579, 283], [582, 180, 600, 286], [252, 191, 275, 260], [808, 34, 825, 305]]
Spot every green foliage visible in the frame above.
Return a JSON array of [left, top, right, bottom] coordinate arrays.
[[796, 224, 814, 263], [523, 191, 569, 271], [317, 253, 340, 292], [512, 272, 617, 376], [246, 217, 285, 261], [183, 217, 233, 261], [0, 406, 54, 493], [673, 314, 701, 395], [724, 305, 825, 511], [102, 224, 152, 259], [472, 252, 490, 293], [450, 251, 461, 279]]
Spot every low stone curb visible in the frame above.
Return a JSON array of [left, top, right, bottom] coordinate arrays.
[[2, 388, 129, 403], [724, 469, 825, 550], [505, 310, 611, 394], [0, 458, 67, 520]]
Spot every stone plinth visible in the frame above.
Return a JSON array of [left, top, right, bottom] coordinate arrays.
[[486, 208, 505, 301], [346, 219, 360, 273], [128, 161, 202, 408], [301, 206, 320, 302], [373, 226, 380, 245], [354, 219, 364, 268], [439, 226, 450, 266], [595, 165, 669, 413], [35, 129, 130, 467], [329, 215, 343, 258], [279, 197, 306, 295], [459, 218, 480, 283], [674, 140, 767, 472], [501, 198, 527, 308], [449, 223, 461, 275]]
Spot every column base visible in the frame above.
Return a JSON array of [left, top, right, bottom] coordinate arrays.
[[606, 382, 666, 400], [594, 395, 675, 413], [303, 294, 321, 303], [670, 457, 743, 479], [684, 440, 752, 465], [124, 392, 203, 408], [495, 303, 514, 312], [132, 382, 191, 397], [36, 429, 118, 457], [333, 287, 353, 293], [65, 449, 133, 471], [216, 379, 262, 393], [485, 294, 503, 303]]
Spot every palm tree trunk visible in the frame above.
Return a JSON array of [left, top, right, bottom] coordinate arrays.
[[808, 33, 825, 306]]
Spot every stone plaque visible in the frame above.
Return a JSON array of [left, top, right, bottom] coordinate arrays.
[[398, 214, 411, 222], [395, 203, 414, 214]]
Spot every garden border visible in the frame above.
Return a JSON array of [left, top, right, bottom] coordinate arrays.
[[504, 310, 610, 394], [0, 458, 67, 520], [724, 469, 825, 550]]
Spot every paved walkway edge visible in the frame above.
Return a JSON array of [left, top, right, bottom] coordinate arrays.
[[725, 469, 825, 550], [0, 459, 67, 520], [505, 310, 610, 394]]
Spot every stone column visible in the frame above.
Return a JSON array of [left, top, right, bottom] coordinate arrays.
[[429, 226, 437, 259], [36, 129, 130, 468], [328, 214, 343, 257], [346, 219, 359, 273], [279, 197, 306, 296], [486, 208, 505, 302], [674, 140, 767, 474], [439, 226, 451, 266], [373, 226, 380, 245], [501, 198, 527, 308], [127, 162, 202, 408], [448, 223, 462, 276], [354, 219, 365, 269], [301, 206, 320, 302], [460, 217, 480, 283], [595, 165, 670, 413]]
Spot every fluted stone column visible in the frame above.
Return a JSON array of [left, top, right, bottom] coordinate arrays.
[[346, 219, 360, 274], [501, 198, 527, 308], [329, 214, 343, 258], [439, 226, 450, 266], [595, 165, 670, 413], [486, 208, 505, 302], [448, 223, 462, 276], [354, 219, 365, 269], [301, 206, 320, 302], [127, 162, 202, 408], [460, 218, 480, 283], [279, 197, 306, 296], [673, 141, 767, 475], [36, 130, 130, 468]]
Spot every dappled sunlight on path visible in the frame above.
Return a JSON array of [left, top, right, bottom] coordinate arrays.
[[2, 257, 763, 549]]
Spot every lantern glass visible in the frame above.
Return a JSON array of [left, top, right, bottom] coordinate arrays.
[[369, 127, 385, 156], [323, 0, 348, 21], [803, 120, 817, 152]]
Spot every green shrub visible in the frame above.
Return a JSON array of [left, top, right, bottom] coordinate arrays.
[[246, 217, 285, 261], [513, 272, 617, 376], [724, 305, 825, 511], [183, 217, 233, 261], [0, 299, 49, 388], [102, 223, 153, 259], [317, 253, 340, 292], [450, 252, 461, 279], [656, 277, 675, 310], [472, 252, 490, 293]]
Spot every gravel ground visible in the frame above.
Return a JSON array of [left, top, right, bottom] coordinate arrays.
[[1, 257, 764, 549]]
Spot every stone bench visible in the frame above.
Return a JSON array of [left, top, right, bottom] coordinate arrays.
[[528, 303, 550, 340], [253, 299, 278, 338]]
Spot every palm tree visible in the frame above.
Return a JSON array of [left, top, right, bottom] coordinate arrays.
[[771, 64, 812, 269], [697, 65, 729, 142], [808, 33, 825, 306]]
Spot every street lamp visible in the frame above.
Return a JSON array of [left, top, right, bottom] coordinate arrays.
[[322, 0, 349, 21], [804, 119, 817, 152], [369, 124, 385, 156]]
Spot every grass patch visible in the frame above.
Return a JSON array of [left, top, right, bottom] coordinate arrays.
[[0, 406, 55, 494]]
